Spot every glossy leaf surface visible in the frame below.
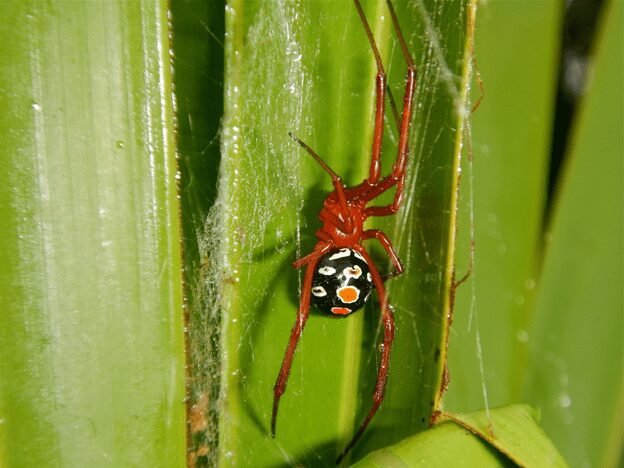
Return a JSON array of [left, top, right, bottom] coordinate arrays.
[[524, 2, 623, 465], [0, 2, 185, 465]]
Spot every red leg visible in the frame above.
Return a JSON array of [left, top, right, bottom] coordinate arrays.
[[356, 57, 415, 216], [356, 0, 417, 210], [271, 256, 319, 437], [288, 133, 353, 233], [292, 242, 331, 269], [336, 246, 395, 464], [364, 201, 403, 218], [320, 209, 349, 233], [386, 0, 416, 177], [354, 0, 386, 184], [363, 229, 404, 280], [358, 60, 415, 211], [377, 0, 417, 201]]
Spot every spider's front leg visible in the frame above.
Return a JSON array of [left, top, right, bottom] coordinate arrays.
[[271, 254, 319, 437], [336, 246, 396, 464], [356, 0, 417, 213], [354, 0, 386, 186]]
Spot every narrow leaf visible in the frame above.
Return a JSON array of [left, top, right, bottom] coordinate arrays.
[[0, 2, 185, 465], [446, 0, 562, 411], [524, 2, 623, 465]]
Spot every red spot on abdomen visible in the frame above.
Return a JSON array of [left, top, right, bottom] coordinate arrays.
[[331, 307, 352, 315]]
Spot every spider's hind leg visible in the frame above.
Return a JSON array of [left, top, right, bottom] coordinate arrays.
[[271, 254, 320, 437], [336, 246, 396, 464]]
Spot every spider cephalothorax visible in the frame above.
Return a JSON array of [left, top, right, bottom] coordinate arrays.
[[271, 0, 416, 464]]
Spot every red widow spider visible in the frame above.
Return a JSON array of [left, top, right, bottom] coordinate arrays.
[[271, 0, 416, 463]]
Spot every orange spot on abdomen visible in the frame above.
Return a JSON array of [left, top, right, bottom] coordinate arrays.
[[331, 307, 352, 315], [337, 286, 359, 303]]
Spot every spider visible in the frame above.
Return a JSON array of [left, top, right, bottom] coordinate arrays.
[[271, 0, 416, 463]]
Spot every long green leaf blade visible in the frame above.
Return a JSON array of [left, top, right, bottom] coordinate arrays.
[[0, 2, 185, 465], [524, 2, 623, 465], [446, 0, 562, 411]]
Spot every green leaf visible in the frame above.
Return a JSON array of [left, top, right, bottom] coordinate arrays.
[[196, 0, 476, 465], [524, 2, 623, 466], [446, 0, 563, 412], [0, 1, 185, 465], [441, 0, 622, 466], [353, 405, 567, 467]]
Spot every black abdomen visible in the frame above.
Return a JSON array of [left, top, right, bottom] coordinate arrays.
[[311, 248, 373, 316]]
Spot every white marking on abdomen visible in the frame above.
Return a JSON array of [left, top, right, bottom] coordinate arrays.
[[312, 286, 327, 297], [329, 248, 351, 260], [343, 265, 362, 279], [353, 251, 365, 262]]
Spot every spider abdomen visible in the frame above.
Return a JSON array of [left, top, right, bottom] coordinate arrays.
[[310, 248, 373, 316]]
